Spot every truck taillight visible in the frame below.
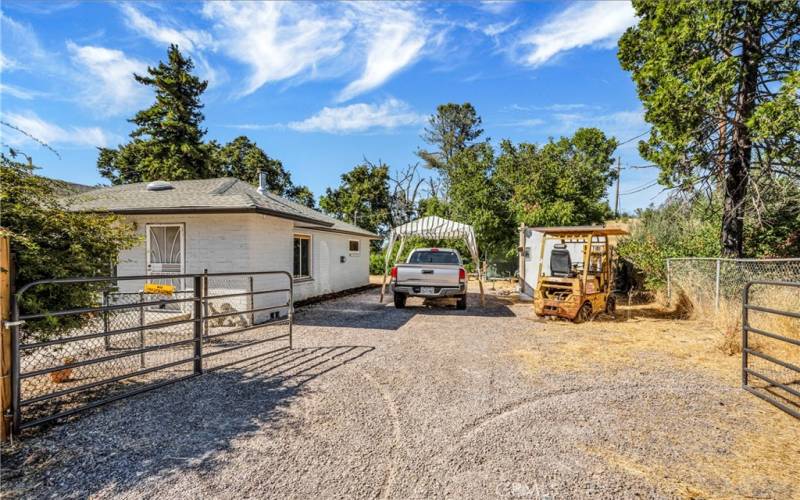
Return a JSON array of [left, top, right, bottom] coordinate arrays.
[[459, 268, 466, 281], [391, 267, 398, 279]]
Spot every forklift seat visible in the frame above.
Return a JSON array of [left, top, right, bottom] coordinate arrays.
[[550, 248, 573, 277]]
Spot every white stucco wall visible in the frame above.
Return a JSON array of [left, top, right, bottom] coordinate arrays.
[[114, 213, 371, 320], [291, 229, 371, 301]]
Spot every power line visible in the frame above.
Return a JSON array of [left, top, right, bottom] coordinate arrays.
[[619, 179, 659, 196], [617, 130, 650, 146]]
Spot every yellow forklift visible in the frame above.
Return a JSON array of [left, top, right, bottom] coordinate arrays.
[[531, 226, 628, 323]]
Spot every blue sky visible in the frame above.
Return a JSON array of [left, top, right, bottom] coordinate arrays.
[[0, 0, 666, 212]]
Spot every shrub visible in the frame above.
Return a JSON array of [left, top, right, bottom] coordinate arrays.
[[1, 156, 140, 342]]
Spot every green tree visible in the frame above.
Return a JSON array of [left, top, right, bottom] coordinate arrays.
[[211, 136, 292, 192], [496, 128, 618, 227], [319, 160, 391, 237], [617, 198, 721, 290], [97, 44, 211, 184], [2, 155, 139, 341], [448, 143, 516, 259], [618, 0, 800, 256], [743, 177, 800, 257], [417, 102, 485, 189], [285, 184, 316, 208]]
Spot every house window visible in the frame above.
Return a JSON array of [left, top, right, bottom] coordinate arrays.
[[293, 234, 311, 278], [348, 239, 360, 255]]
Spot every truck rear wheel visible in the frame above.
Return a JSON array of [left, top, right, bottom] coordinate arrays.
[[394, 292, 407, 309], [456, 294, 468, 310]]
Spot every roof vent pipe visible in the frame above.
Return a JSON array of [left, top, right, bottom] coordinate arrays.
[[257, 170, 267, 195]]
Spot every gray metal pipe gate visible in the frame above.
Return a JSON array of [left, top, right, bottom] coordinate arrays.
[[9, 271, 293, 434], [742, 280, 800, 419]]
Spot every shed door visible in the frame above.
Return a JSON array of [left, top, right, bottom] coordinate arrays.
[[146, 224, 185, 309]]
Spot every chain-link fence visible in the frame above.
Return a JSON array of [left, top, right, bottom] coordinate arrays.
[[667, 257, 800, 312]]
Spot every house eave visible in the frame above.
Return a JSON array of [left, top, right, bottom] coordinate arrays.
[[74, 206, 335, 227], [293, 224, 381, 240]]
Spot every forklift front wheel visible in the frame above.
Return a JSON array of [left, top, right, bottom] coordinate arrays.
[[574, 302, 592, 324]]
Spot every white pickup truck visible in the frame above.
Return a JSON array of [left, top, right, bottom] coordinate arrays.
[[389, 248, 468, 310]]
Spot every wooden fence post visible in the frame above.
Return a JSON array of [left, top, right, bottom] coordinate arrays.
[[1, 235, 12, 441]]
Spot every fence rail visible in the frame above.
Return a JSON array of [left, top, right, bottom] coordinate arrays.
[[742, 281, 800, 419], [10, 270, 293, 433]]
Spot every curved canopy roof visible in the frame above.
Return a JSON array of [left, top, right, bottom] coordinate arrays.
[[384, 216, 480, 268]]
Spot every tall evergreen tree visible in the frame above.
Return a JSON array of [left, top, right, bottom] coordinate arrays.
[[97, 44, 210, 184], [618, 0, 800, 256], [417, 103, 485, 194]]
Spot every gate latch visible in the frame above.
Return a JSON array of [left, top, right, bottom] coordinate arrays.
[[3, 320, 25, 328]]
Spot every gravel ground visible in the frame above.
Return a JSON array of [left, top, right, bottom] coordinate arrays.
[[1, 287, 795, 499]]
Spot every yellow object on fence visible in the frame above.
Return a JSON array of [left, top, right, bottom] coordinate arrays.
[[143, 283, 175, 295]]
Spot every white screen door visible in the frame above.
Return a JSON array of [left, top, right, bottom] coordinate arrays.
[[146, 224, 185, 310]]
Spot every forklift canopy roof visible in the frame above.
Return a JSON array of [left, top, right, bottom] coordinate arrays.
[[529, 225, 629, 237]]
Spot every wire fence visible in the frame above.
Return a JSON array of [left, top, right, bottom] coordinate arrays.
[[667, 257, 800, 312]]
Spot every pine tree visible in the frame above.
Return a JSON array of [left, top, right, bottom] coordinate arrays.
[[618, 1, 800, 256], [98, 44, 210, 183]]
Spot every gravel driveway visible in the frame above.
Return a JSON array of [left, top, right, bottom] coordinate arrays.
[[2, 288, 795, 499]]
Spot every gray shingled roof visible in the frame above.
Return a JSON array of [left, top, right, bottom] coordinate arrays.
[[66, 178, 378, 238]]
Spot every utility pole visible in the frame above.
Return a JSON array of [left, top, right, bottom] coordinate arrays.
[[614, 157, 621, 218]]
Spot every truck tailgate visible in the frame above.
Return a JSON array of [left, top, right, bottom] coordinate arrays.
[[395, 264, 461, 287]]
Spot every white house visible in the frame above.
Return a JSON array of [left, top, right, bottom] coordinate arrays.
[[68, 176, 378, 321]]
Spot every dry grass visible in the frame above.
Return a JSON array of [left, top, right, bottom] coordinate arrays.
[[516, 299, 741, 381], [513, 296, 800, 499]]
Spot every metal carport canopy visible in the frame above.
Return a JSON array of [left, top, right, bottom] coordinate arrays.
[[380, 216, 484, 304]]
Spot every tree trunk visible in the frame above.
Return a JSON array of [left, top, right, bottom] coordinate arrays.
[[722, 5, 762, 257]]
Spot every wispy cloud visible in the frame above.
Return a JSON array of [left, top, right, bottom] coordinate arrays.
[[287, 98, 424, 134], [482, 19, 518, 38], [120, 4, 213, 52], [66, 41, 149, 115], [552, 108, 647, 149], [119, 4, 221, 86], [201, 1, 430, 100], [0, 12, 48, 70], [202, 1, 351, 97], [517, 1, 635, 67], [478, 1, 516, 15], [336, 3, 428, 102], [503, 103, 597, 112], [0, 83, 47, 100], [496, 118, 545, 128], [2, 111, 117, 148]]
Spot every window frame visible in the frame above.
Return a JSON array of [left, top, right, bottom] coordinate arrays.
[[293, 233, 313, 280], [348, 239, 360, 256]]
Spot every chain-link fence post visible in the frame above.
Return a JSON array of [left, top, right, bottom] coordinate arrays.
[[138, 291, 145, 368], [714, 258, 721, 312], [248, 276, 255, 326], [193, 276, 203, 375], [202, 269, 208, 340], [103, 290, 110, 351], [666, 258, 671, 304]]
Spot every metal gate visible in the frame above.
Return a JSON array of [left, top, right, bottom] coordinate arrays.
[[742, 280, 800, 419], [9, 271, 293, 433]]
